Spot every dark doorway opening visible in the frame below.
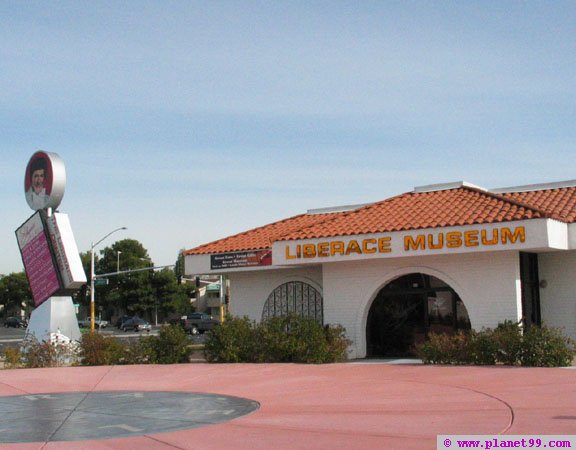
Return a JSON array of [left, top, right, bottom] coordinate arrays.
[[366, 273, 471, 357], [520, 252, 541, 330]]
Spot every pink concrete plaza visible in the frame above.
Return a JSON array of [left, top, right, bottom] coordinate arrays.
[[0, 362, 574, 449]]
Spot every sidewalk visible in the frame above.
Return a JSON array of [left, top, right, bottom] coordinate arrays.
[[0, 362, 574, 449]]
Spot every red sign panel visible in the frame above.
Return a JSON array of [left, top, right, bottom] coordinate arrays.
[[211, 249, 272, 270], [15, 212, 62, 307]]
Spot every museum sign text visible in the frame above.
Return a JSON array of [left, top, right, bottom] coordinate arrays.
[[284, 226, 526, 260]]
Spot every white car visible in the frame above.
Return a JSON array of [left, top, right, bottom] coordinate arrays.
[[78, 318, 108, 329]]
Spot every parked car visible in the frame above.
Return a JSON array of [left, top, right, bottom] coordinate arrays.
[[78, 318, 108, 329], [180, 313, 219, 335], [120, 317, 152, 332], [4, 316, 26, 328], [115, 315, 133, 329]]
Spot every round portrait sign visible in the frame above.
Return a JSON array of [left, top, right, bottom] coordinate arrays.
[[24, 151, 66, 211]]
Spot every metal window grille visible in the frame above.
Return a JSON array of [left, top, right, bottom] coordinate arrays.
[[262, 281, 323, 324]]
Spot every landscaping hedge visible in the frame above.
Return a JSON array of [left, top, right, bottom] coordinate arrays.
[[416, 321, 575, 367], [204, 314, 351, 363]]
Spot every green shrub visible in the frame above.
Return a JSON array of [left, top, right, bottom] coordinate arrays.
[[204, 314, 351, 363], [468, 330, 498, 365], [416, 331, 472, 364], [79, 332, 124, 366], [520, 326, 575, 367], [21, 337, 78, 368], [257, 315, 322, 363], [492, 321, 523, 365], [257, 315, 350, 363], [2, 346, 22, 369], [148, 325, 191, 364], [204, 315, 258, 363], [416, 322, 575, 367], [121, 336, 156, 365], [324, 324, 352, 363]]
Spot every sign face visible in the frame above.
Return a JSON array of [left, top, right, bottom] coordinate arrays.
[[211, 249, 272, 270], [273, 219, 566, 266], [94, 279, 109, 286], [44, 213, 87, 289], [15, 211, 87, 307], [15, 212, 61, 307], [24, 151, 66, 211]]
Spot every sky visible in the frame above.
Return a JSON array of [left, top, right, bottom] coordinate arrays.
[[1, 1, 575, 275]]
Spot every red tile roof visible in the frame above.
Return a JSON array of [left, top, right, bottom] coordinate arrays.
[[499, 187, 576, 223], [278, 187, 551, 241], [185, 183, 576, 255], [184, 212, 343, 255]]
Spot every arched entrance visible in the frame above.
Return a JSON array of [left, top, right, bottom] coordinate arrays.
[[366, 273, 471, 357]]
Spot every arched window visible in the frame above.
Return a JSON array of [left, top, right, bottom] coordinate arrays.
[[262, 281, 323, 323]]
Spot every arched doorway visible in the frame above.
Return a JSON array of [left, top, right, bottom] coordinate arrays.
[[366, 273, 471, 357]]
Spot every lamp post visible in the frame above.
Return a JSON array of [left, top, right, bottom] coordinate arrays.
[[117, 251, 122, 273], [90, 227, 127, 332]]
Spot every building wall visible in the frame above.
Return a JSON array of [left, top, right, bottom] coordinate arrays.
[[227, 251, 524, 359], [228, 266, 323, 321], [322, 251, 523, 358], [539, 250, 576, 341]]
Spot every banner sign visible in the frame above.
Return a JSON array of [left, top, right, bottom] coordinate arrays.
[[211, 249, 272, 270], [15, 212, 61, 307]]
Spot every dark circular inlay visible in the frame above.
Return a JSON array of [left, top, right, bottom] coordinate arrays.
[[0, 391, 259, 443]]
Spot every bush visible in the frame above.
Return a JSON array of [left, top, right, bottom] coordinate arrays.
[[492, 321, 523, 365], [324, 324, 352, 363], [20, 337, 78, 368], [148, 325, 191, 364], [415, 323, 575, 367], [204, 314, 350, 364], [520, 326, 575, 367], [468, 330, 498, 365], [79, 332, 124, 366], [416, 331, 472, 365], [2, 346, 22, 369], [121, 336, 156, 365], [204, 316, 258, 363]]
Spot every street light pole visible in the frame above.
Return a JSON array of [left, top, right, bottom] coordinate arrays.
[[90, 227, 127, 332]]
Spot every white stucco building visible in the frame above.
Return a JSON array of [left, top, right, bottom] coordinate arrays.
[[185, 180, 576, 359]]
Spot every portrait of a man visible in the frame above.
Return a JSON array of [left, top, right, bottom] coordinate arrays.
[[25, 155, 51, 210]]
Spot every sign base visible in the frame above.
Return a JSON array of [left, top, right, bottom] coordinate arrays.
[[26, 296, 81, 343]]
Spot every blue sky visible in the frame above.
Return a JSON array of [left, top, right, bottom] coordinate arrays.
[[1, 1, 575, 274]]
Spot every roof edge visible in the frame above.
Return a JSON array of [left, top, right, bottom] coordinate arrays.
[[413, 181, 487, 193], [491, 179, 576, 193], [306, 203, 372, 215]]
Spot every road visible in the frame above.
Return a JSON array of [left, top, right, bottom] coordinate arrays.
[[0, 324, 205, 351]]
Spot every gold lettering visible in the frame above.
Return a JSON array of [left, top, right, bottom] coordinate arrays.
[[428, 233, 444, 249], [481, 229, 499, 245], [317, 242, 329, 257], [501, 226, 525, 244], [446, 232, 462, 248], [378, 237, 392, 253], [346, 240, 362, 255], [331, 241, 345, 256], [285, 245, 298, 260], [404, 235, 425, 251], [362, 239, 377, 254], [464, 230, 479, 247], [303, 244, 316, 258]]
